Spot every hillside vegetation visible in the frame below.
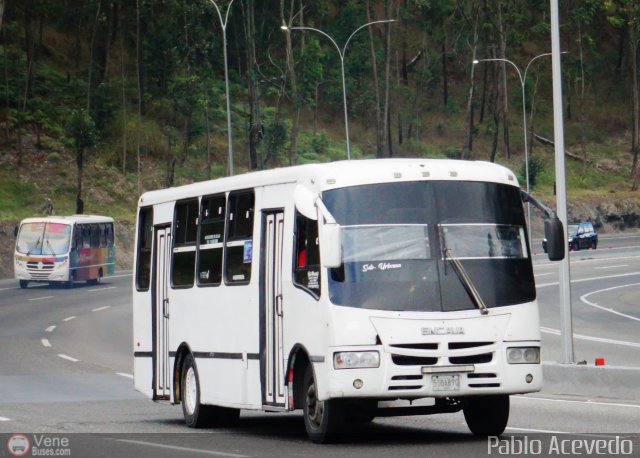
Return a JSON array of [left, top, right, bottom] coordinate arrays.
[[0, 0, 639, 228]]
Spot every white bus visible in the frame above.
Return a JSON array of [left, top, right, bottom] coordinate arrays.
[[132, 159, 563, 443], [15, 215, 116, 288]]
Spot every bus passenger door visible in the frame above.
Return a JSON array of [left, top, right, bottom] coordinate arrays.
[[260, 210, 286, 407], [153, 226, 172, 400]]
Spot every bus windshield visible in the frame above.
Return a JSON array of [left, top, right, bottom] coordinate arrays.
[[322, 181, 535, 312], [16, 222, 72, 255]]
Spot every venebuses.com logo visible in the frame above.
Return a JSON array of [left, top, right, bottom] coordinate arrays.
[[6, 434, 30, 457]]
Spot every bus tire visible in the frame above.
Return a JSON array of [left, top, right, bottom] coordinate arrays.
[[180, 353, 239, 428], [463, 395, 509, 437], [87, 269, 102, 286], [302, 364, 345, 444], [19, 280, 28, 289], [181, 353, 214, 428]]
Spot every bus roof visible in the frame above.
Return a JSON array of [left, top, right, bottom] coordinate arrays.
[[19, 215, 115, 225], [138, 158, 520, 207]]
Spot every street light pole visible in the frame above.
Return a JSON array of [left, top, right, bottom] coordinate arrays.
[[209, 0, 235, 176], [473, 53, 558, 241], [282, 20, 396, 160]]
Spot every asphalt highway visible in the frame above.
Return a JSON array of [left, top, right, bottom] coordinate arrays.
[[0, 231, 638, 457]]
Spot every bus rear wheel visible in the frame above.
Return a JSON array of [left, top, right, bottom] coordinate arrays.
[[19, 280, 28, 289], [463, 395, 509, 437], [302, 365, 345, 443], [181, 354, 239, 428]]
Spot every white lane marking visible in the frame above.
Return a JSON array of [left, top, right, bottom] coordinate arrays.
[[45, 325, 56, 332], [0, 416, 11, 421], [92, 306, 111, 312], [534, 272, 553, 277], [0, 287, 18, 291], [537, 271, 640, 288], [28, 296, 54, 302], [113, 439, 249, 457], [579, 283, 640, 322], [541, 326, 640, 348], [41, 339, 51, 347], [535, 254, 640, 268], [594, 264, 629, 270], [513, 395, 640, 409], [63, 316, 76, 322], [58, 354, 79, 362], [110, 273, 132, 278], [87, 286, 117, 292], [116, 372, 134, 379], [506, 426, 572, 434]]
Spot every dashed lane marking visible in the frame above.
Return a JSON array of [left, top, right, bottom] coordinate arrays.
[[92, 306, 111, 312], [63, 316, 76, 322], [28, 296, 54, 302], [45, 325, 56, 332], [41, 339, 51, 348], [594, 264, 629, 270], [113, 440, 249, 457], [58, 354, 79, 363], [0, 417, 11, 422], [87, 286, 117, 292]]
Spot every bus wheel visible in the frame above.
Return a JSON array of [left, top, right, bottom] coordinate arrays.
[[302, 365, 344, 443], [87, 269, 102, 286], [463, 395, 509, 436], [181, 353, 213, 428], [181, 354, 239, 428], [19, 280, 28, 289]]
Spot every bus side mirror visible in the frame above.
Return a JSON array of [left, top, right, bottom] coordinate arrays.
[[293, 185, 318, 220], [320, 223, 342, 268], [544, 217, 565, 261]]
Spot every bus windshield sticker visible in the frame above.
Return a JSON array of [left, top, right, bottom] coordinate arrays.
[[307, 271, 319, 289], [243, 241, 253, 263], [362, 262, 402, 273]]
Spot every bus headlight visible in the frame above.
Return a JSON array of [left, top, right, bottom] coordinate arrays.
[[507, 347, 540, 364], [334, 351, 380, 369]]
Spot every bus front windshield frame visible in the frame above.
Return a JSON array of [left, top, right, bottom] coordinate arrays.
[[16, 222, 72, 256], [322, 181, 535, 312]]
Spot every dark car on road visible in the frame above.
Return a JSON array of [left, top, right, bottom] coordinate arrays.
[[543, 221, 598, 252]]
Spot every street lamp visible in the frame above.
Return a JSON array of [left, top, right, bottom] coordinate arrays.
[[282, 19, 396, 160], [473, 52, 564, 240], [209, 0, 235, 176]]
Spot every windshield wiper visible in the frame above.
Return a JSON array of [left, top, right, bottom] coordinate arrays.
[[45, 238, 57, 256], [443, 247, 489, 315]]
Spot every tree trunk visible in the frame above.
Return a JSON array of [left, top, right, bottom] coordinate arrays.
[[366, 0, 383, 157], [76, 146, 84, 214], [282, 0, 300, 166], [120, 12, 127, 173], [441, 39, 448, 109], [86, 1, 102, 111], [463, 4, 480, 159], [382, 0, 393, 157], [245, 0, 259, 170], [631, 26, 640, 190], [498, 0, 510, 159], [136, 0, 142, 195]]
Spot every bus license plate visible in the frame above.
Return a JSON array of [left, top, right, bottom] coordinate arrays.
[[431, 374, 460, 391]]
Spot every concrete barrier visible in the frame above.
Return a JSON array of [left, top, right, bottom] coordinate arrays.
[[542, 361, 640, 401]]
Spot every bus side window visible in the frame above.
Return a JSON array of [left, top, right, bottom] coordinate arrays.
[[83, 225, 91, 249], [99, 224, 107, 248], [172, 199, 198, 288], [225, 190, 254, 285], [91, 224, 100, 248], [197, 194, 225, 286], [136, 208, 153, 291], [74, 225, 83, 251], [106, 223, 115, 247], [293, 212, 321, 298]]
